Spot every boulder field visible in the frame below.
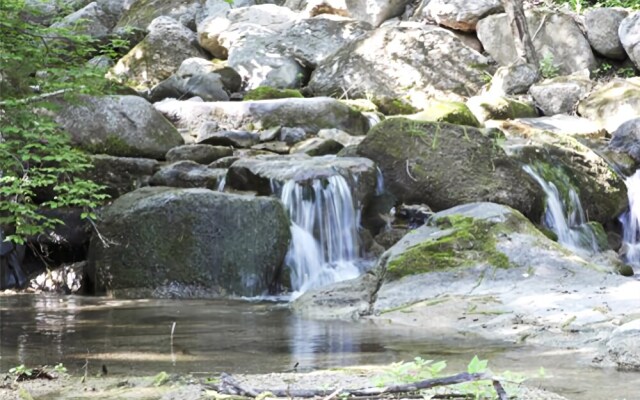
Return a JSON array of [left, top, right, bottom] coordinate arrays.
[[17, 0, 640, 374]]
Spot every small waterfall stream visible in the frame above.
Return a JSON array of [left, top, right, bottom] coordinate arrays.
[[276, 175, 366, 297], [523, 165, 600, 254], [620, 171, 640, 267]]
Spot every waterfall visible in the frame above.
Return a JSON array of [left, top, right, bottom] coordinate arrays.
[[523, 165, 600, 254], [276, 175, 365, 297], [620, 171, 640, 267]]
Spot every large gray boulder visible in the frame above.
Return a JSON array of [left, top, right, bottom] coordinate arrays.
[[585, 8, 629, 60], [529, 74, 594, 116], [619, 12, 640, 69], [109, 16, 208, 90], [87, 187, 291, 298], [425, 0, 503, 32], [197, 4, 297, 59], [54, 95, 183, 159], [294, 202, 624, 321], [309, 25, 492, 109], [577, 78, 640, 132], [50, 2, 117, 39], [356, 118, 543, 218], [154, 97, 370, 140], [477, 10, 597, 75], [272, 16, 372, 68]]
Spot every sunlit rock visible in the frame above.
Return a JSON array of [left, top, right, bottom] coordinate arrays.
[[109, 16, 208, 91], [309, 25, 492, 110], [477, 10, 597, 74], [577, 78, 640, 132], [153, 97, 370, 142]]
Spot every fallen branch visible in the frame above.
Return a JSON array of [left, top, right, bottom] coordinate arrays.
[[0, 88, 75, 107], [214, 371, 506, 398]]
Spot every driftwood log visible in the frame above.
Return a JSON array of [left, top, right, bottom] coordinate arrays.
[[212, 372, 508, 400]]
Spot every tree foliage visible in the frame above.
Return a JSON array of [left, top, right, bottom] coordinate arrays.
[[0, 0, 111, 243]]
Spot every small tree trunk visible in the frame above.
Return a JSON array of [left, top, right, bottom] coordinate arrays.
[[502, 0, 538, 67]]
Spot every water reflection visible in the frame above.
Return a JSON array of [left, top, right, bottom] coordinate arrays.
[[1, 295, 640, 400]]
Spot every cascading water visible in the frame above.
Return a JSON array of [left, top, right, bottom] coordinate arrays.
[[523, 165, 600, 254], [276, 175, 365, 297], [620, 170, 640, 267]]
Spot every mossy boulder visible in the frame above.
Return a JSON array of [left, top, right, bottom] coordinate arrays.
[[466, 94, 537, 124], [385, 212, 514, 280], [493, 122, 628, 224], [243, 86, 304, 101], [404, 100, 480, 127], [86, 187, 291, 298], [54, 95, 183, 159], [357, 119, 543, 218]]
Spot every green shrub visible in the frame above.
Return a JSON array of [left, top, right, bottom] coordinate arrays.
[[0, 0, 110, 243]]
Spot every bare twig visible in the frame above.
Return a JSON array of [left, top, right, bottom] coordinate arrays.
[[0, 88, 75, 106], [214, 372, 502, 398]]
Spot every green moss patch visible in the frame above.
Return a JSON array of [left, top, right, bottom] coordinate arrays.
[[407, 100, 480, 127], [386, 215, 512, 280], [243, 86, 303, 101]]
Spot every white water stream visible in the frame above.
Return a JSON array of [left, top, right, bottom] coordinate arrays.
[[523, 165, 600, 254], [277, 175, 366, 297], [620, 170, 640, 267]]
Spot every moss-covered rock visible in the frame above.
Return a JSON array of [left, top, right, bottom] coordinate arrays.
[[86, 187, 291, 298], [493, 122, 628, 225], [54, 95, 183, 159], [467, 94, 538, 124], [404, 100, 480, 127], [381, 202, 599, 281], [243, 86, 304, 101], [357, 118, 543, 218], [385, 214, 512, 280]]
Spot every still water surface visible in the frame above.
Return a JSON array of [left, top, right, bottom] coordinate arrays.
[[1, 294, 638, 399]]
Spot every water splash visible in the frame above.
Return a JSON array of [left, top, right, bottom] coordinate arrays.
[[523, 165, 600, 254], [620, 171, 640, 267], [375, 167, 385, 196], [217, 176, 226, 192], [276, 176, 365, 297]]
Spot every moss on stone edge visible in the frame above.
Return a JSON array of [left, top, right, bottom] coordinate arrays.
[[408, 101, 480, 127], [243, 86, 304, 101], [386, 215, 512, 280]]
